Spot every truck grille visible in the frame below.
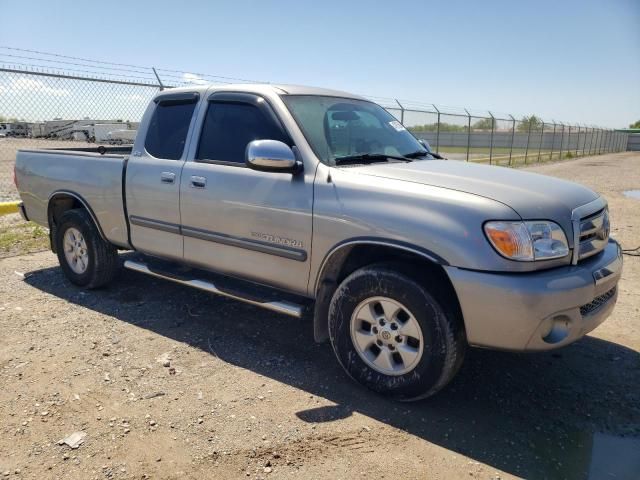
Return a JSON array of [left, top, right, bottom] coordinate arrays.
[[576, 208, 609, 262], [580, 287, 616, 317]]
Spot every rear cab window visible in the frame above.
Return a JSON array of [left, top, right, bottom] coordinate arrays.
[[145, 93, 199, 160]]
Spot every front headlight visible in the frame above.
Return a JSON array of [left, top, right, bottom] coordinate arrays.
[[484, 220, 569, 261]]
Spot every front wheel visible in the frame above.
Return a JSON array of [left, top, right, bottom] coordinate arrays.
[[328, 265, 465, 401], [55, 209, 119, 289]]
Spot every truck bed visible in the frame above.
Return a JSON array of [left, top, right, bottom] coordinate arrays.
[[15, 147, 131, 248]]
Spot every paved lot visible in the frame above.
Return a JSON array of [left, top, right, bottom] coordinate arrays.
[[0, 152, 639, 479]]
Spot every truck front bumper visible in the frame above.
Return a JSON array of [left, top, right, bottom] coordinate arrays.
[[445, 240, 623, 351]]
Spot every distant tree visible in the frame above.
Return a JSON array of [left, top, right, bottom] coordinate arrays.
[[629, 119, 640, 129], [518, 115, 543, 132], [472, 118, 494, 130]]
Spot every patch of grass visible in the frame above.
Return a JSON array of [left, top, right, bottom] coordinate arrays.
[[0, 214, 49, 258]]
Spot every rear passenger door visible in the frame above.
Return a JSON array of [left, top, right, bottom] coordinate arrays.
[[180, 92, 313, 294], [126, 92, 199, 260]]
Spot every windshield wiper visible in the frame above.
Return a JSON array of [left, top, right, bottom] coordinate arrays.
[[403, 150, 445, 159], [333, 153, 413, 165]]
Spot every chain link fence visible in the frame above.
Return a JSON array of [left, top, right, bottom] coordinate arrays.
[[375, 98, 629, 165], [0, 67, 630, 202]]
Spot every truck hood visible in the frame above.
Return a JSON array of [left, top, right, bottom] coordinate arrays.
[[350, 160, 599, 222]]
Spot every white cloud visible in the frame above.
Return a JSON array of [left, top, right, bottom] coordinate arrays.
[[0, 77, 70, 97], [116, 93, 147, 102], [182, 73, 207, 85]]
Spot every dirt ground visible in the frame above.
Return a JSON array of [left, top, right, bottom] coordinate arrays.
[[0, 152, 639, 480]]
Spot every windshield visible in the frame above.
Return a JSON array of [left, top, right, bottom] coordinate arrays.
[[281, 95, 427, 165]]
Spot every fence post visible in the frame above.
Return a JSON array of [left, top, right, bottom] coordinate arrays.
[[597, 129, 602, 154], [550, 122, 556, 161], [508, 114, 515, 166], [575, 125, 580, 157], [394, 99, 405, 125], [524, 118, 532, 164], [608, 130, 613, 153], [152, 67, 165, 91], [537, 121, 545, 162], [558, 122, 565, 160], [567, 124, 572, 158], [488, 111, 495, 165], [582, 125, 589, 157], [465, 109, 471, 162], [432, 104, 440, 154]]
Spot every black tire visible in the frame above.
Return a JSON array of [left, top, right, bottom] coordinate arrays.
[[328, 264, 465, 401], [55, 209, 119, 289]]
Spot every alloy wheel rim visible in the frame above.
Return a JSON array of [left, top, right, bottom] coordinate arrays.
[[349, 296, 424, 376], [63, 227, 89, 274]]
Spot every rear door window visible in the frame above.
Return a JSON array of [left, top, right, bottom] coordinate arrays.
[[145, 99, 197, 160]]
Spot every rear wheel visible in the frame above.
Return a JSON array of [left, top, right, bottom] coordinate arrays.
[[328, 265, 465, 400], [55, 209, 119, 288]]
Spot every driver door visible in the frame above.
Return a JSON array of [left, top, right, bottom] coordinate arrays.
[[179, 92, 314, 295]]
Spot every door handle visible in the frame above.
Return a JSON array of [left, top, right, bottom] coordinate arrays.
[[161, 172, 176, 184], [190, 175, 207, 188]]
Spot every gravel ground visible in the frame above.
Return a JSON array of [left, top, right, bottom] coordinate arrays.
[[0, 152, 639, 480]]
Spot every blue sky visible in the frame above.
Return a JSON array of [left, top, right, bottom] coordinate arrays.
[[1, 0, 639, 127]]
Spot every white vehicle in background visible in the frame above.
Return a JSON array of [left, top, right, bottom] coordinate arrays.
[[69, 123, 134, 143], [107, 128, 137, 144], [93, 123, 127, 143]]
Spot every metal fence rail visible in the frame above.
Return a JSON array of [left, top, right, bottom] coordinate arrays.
[[0, 66, 629, 202]]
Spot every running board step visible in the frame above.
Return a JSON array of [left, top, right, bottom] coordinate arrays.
[[123, 259, 305, 318]]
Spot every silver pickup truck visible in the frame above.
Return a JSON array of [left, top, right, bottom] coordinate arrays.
[[15, 84, 622, 400]]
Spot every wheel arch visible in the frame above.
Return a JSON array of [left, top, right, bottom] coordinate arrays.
[[47, 191, 107, 252], [312, 239, 461, 343]]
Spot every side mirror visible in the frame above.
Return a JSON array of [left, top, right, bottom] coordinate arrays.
[[418, 139, 445, 159], [246, 140, 301, 173], [418, 139, 432, 151]]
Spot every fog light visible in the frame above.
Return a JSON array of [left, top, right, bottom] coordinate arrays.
[[541, 315, 570, 344]]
